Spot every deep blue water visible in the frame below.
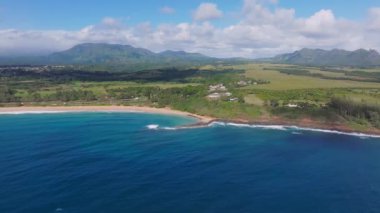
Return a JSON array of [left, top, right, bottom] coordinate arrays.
[[1, 113, 380, 213]]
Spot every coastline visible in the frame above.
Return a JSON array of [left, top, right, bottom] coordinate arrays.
[[0, 106, 214, 123], [1, 106, 380, 137], [210, 119, 380, 138]]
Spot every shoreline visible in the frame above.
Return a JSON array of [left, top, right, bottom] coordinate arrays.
[[205, 119, 380, 138], [1, 106, 380, 137], [0, 106, 214, 123]]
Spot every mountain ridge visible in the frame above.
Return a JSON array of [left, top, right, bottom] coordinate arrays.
[[271, 48, 380, 66], [47, 43, 213, 64], [1, 44, 380, 68], [0, 43, 216, 69]]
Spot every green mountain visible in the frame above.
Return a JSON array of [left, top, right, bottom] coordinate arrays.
[[0, 43, 218, 71], [48, 43, 156, 64], [47, 43, 217, 65], [271, 48, 380, 67], [3, 44, 379, 69]]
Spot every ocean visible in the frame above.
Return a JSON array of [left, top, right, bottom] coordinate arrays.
[[1, 112, 380, 213]]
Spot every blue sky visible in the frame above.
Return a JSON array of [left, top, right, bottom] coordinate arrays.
[[1, 0, 379, 30], [0, 0, 380, 57]]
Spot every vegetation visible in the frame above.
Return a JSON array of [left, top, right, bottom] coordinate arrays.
[[1, 62, 380, 132], [236, 64, 380, 90], [329, 97, 380, 128]]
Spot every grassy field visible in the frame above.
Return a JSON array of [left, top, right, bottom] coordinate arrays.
[[205, 63, 380, 90], [12, 81, 201, 99], [244, 94, 265, 106]]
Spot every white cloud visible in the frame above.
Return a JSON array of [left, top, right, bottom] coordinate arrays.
[[101, 17, 120, 26], [303, 10, 336, 31], [193, 3, 223, 22], [160, 6, 175, 14], [367, 7, 380, 31], [0, 2, 379, 58]]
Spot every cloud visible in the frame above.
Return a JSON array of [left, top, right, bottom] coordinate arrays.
[[242, 0, 295, 26], [367, 7, 380, 31], [102, 17, 119, 25], [160, 6, 175, 14], [193, 3, 223, 22], [0, 2, 380, 58]]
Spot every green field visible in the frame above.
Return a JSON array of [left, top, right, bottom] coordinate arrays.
[[234, 64, 380, 90]]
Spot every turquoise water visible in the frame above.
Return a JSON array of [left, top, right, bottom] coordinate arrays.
[[1, 112, 380, 213]]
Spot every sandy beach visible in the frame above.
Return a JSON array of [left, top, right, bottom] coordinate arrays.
[[0, 106, 215, 123], [1, 105, 380, 136]]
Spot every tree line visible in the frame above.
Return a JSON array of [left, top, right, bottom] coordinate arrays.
[[329, 97, 380, 127]]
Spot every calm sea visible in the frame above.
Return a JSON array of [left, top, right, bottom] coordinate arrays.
[[1, 112, 380, 213]]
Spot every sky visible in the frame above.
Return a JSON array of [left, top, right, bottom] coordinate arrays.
[[0, 0, 380, 58]]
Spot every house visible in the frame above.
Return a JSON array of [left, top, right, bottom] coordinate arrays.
[[286, 104, 299, 108], [224, 92, 232, 97], [207, 93, 222, 100], [237, 81, 248, 86], [207, 84, 233, 101], [207, 92, 232, 100], [209, 84, 227, 92]]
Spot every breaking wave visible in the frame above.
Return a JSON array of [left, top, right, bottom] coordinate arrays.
[[0, 111, 67, 115], [209, 121, 288, 130], [148, 121, 380, 139], [0, 110, 146, 115], [146, 124, 160, 130]]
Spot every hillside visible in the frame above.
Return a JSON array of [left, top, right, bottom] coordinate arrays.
[[272, 48, 380, 67], [2, 45, 380, 69], [0, 43, 218, 70], [48, 43, 156, 64], [48, 43, 216, 64]]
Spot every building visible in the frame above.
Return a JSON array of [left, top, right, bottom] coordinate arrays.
[[207, 93, 222, 100], [237, 81, 248, 86], [207, 92, 232, 100], [286, 104, 299, 108], [209, 84, 227, 92]]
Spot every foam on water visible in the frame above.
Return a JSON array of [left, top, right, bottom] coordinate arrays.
[[207, 122, 380, 139], [0, 110, 146, 115], [288, 126, 380, 139], [210, 122, 287, 130], [292, 131, 303, 135], [146, 120, 380, 138], [146, 124, 160, 130], [147, 125, 180, 131], [161, 127, 178, 130], [0, 111, 68, 115]]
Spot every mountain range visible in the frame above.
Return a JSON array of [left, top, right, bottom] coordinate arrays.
[[47, 43, 213, 65], [0, 43, 379, 69], [271, 48, 380, 67], [0, 43, 221, 71]]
